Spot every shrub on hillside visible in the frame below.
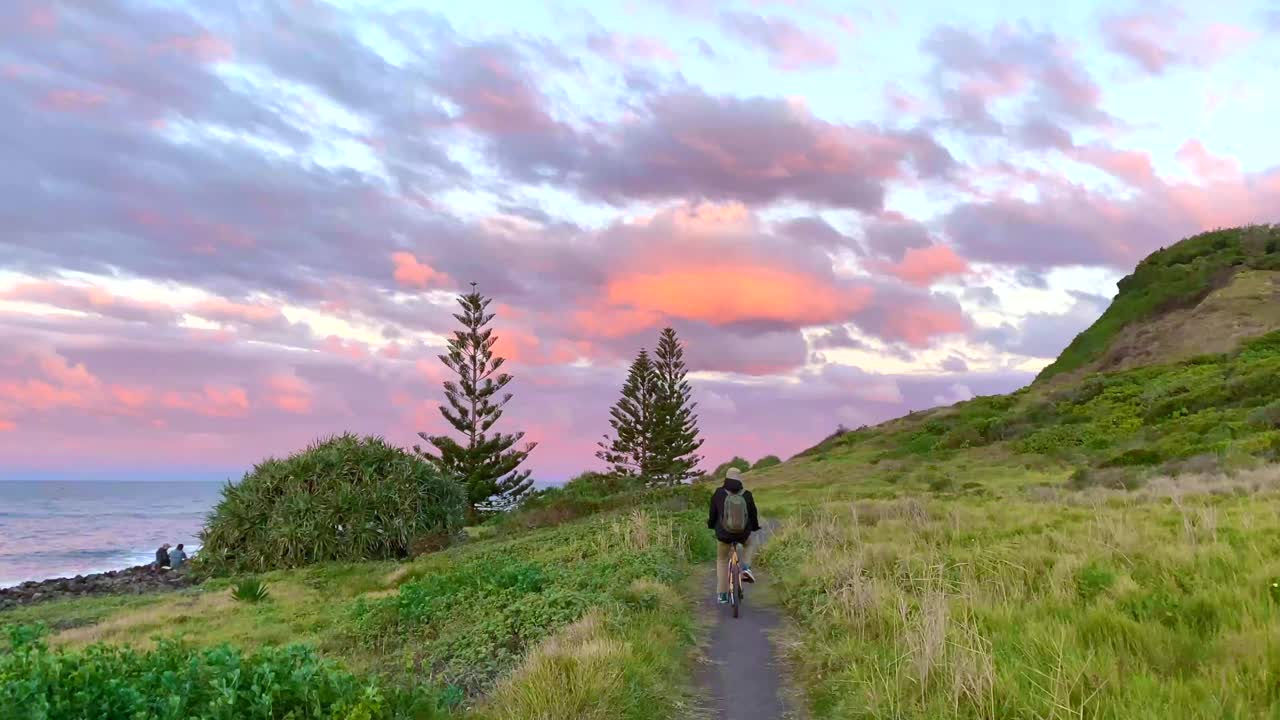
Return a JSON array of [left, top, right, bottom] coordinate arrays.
[[199, 434, 466, 573], [712, 457, 750, 477], [752, 455, 782, 470]]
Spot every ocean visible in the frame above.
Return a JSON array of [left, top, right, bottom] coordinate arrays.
[[0, 480, 227, 589]]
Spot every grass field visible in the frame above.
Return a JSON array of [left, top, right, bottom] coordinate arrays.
[[749, 454, 1280, 719]]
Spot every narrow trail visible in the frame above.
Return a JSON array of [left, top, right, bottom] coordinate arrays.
[[696, 524, 798, 720]]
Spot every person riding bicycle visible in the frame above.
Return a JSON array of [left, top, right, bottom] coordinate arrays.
[[707, 467, 761, 604]]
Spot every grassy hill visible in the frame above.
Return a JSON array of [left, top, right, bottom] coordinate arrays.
[[745, 224, 1280, 719]]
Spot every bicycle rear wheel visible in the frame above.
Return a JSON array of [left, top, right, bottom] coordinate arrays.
[[730, 561, 741, 618]]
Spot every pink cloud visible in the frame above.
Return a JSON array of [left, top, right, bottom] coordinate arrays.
[[391, 252, 450, 289], [872, 244, 970, 287], [161, 385, 250, 417], [0, 420, 15, 432], [110, 385, 151, 410], [1102, 8, 1257, 74], [191, 298, 281, 324], [266, 373, 312, 414], [323, 335, 369, 360], [1176, 140, 1241, 182], [153, 33, 234, 63], [0, 280, 176, 324], [40, 89, 108, 112], [1071, 144, 1157, 186], [719, 12, 840, 71], [25, 5, 57, 31], [877, 303, 970, 347], [587, 32, 679, 63]]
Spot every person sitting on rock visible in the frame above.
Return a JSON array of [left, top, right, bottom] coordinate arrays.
[[154, 543, 171, 570], [169, 543, 187, 570]]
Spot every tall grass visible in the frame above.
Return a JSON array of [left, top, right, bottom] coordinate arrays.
[[762, 483, 1280, 718]]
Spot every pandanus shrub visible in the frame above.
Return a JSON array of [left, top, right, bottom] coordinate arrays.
[[199, 433, 466, 573]]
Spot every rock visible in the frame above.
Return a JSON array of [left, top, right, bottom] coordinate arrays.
[[0, 563, 200, 611]]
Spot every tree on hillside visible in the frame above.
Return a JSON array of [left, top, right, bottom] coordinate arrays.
[[597, 349, 658, 477], [650, 327, 704, 484], [416, 284, 536, 519]]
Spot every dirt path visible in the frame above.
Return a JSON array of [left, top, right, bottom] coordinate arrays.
[[696, 525, 798, 720]]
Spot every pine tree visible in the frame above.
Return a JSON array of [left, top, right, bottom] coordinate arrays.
[[650, 327, 704, 485], [596, 349, 659, 478], [416, 284, 536, 519]]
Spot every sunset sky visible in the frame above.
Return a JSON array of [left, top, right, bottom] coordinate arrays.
[[2, 0, 1279, 482]]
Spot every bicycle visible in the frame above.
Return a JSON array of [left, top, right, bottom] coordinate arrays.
[[727, 541, 745, 618]]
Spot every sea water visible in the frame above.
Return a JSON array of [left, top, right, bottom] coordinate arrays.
[[0, 480, 225, 588]]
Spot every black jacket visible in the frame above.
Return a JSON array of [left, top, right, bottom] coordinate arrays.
[[707, 477, 761, 543]]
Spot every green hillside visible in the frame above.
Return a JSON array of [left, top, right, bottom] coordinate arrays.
[[788, 225, 1280, 490], [1038, 224, 1280, 382], [747, 224, 1280, 719]]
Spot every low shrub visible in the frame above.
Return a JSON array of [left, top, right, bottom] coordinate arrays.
[[230, 577, 269, 603], [0, 625, 453, 719], [1102, 448, 1164, 467], [1068, 466, 1144, 491]]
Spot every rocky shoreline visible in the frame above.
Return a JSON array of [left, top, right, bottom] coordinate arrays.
[[0, 564, 198, 611]]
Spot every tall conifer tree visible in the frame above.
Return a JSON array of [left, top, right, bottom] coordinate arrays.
[[417, 284, 536, 518], [596, 349, 658, 477], [650, 327, 704, 484]]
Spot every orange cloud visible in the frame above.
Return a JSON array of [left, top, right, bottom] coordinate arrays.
[[0, 419, 15, 432], [392, 252, 449, 289], [605, 265, 872, 327], [873, 244, 970, 287], [573, 307, 665, 339], [492, 327, 541, 364]]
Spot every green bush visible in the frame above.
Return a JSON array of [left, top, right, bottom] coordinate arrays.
[[1102, 448, 1164, 467], [0, 625, 453, 719], [712, 457, 751, 477], [752, 455, 782, 470], [199, 434, 466, 573]]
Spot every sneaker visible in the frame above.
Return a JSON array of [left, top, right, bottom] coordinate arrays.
[[718, 592, 730, 604], [742, 568, 756, 584]]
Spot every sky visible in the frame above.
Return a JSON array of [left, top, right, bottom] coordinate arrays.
[[1, 0, 1278, 483]]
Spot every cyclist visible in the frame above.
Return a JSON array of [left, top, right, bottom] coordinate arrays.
[[707, 467, 761, 604]]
